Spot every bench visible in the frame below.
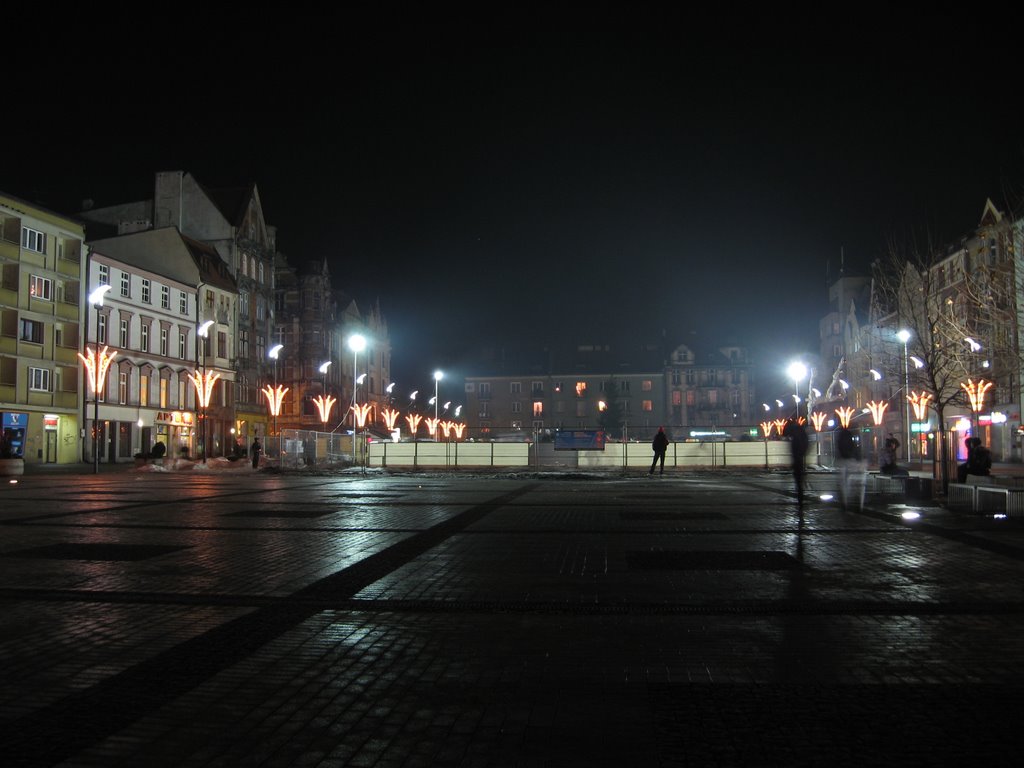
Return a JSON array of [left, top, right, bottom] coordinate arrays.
[[868, 473, 907, 496], [976, 486, 1024, 517]]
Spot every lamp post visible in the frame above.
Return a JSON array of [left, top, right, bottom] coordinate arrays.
[[433, 370, 444, 440], [197, 320, 214, 462], [268, 344, 283, 440], [896, 329, 912, 462], [786, 361, 807, 419], [85, 285, 111, 472]]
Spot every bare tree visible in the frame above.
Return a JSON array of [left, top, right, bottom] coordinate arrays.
[[870, 205, 1021, 491]]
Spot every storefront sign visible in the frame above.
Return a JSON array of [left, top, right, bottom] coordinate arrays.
[[155, 411, 194, 427]]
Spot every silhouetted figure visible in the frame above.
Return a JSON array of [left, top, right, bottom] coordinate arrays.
[[880, 435, 909, 477], [150, 441, 166, 459], [836, 426, 865, 510], [649, 427, 669, 475], [783, 418, 809, 507], [966, 436, 992, 479], [251, 438, 262, 470], [957, 436, 974, 483]]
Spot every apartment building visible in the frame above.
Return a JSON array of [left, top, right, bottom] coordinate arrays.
[[0, 191, 86, 464]]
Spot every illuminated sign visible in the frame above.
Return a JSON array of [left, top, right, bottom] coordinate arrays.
[[43, 415, 58, 430], [156, 411, 194, 427]]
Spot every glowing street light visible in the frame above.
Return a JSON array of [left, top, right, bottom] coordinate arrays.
[[381, 408, 401, 432], [348, 334, 366, 429], [78, 345, 117, 473], [196, 319, 216, 462], [188, 368, 221, 463], [83, 283, 112, 473], [773, 418, 787, 435], [908, 391, 932, 421], [760, 420, 774, 438], [262, 384, 288, 441], [424, 416, 441, 439], [835, 406, 856, 429], [897, 328, 912, 461], [352, 403, 373, 428], [810, 412, 827, 432], [405, 412, 423, 437], [787, 361, 808, 417], [313, 394, 337, 427], [866, 400, 889, 426], [433, 370, 443, 421], [962, 378, 993, 413]]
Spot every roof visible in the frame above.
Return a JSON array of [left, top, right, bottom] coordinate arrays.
[[205, 184, 256, 228], [87, 227, 235, 292]]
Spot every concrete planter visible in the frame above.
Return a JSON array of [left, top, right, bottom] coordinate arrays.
[[0, 458, 25, 476]]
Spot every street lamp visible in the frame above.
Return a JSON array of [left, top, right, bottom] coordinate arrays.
[[786, 361, 807, 418], [84, 284, 112, 473], [197, 320, 214, 462], [897, 329, 912, 462], [433, 370, 443, 440], [318, 361, 332, 426], [268, 344, 283, 438]]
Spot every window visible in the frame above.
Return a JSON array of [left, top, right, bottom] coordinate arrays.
[[160, 328, 168, 356], [479, 382, 491, 398], [642, 400, 653, 412], [28, 367, 51, 391], [642, 380, 652, 391], [532, 381, 544, 395], [256, 334, 266, 360], [98, 264, 109, 285], [178, 379, 186, 408], [119, 372, 127, 404], [22, 227, 45, 253], [119, 319, 128, 348], [141, 279, 151, 303], [239, 290, 250, 316], [672, 391, 682, 406], [179, 291, 187, 314], [141, 324, 149, 352], [258, 262, 265, 283], [511, 401, 522, 413], [205, 289, 214, 309], [218, 331, 227, 358], [533, 401, 544, 417], [19, 318, 44, 344], [161, 286, 170, 309], [97, 314, 107, 344], [575, 381, 587, 396], [179, 332, 187, 359], [479, 401, 491, 418], [256, 295, 266, 321], [140, 374, 149, 406], [510, 381, 521, 394], [685, 370, 696, 385], [120, 271, 130, 297], [160, 378, 168, 408], [671, 371, 681, 385], [686, 391, 695, 406], [239, 329, 249, 358], [29, 275, 53, 301], [576, 402, 586, 418]]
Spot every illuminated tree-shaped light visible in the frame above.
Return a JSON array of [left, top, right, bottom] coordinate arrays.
[[424, 416, 441, 438], [452, 422, 466, 439], [381, 408, 401, 431], [835, 406, 856, 428], [313, 394, 337, 425], [405, 412, 423, 436], [352, 403, 373, 428], [961, 379, 993, 413], [810, 411, 827, 432], [908, 391, 933, 421], [797, 416, 807, 426], [188, 369, 221, 408], [262, 384, 288, 416], [760, 421, 774, 438], [77, 346, 118, 395], [773, 418, 787, 436], [866, 400, 889, 426], [440, 420, 454, 438]]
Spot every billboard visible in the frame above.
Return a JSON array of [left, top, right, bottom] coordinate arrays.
[[554, 429, 606, 451]]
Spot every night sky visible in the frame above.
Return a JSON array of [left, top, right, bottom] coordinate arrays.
[[7, 15, 1024, 399]]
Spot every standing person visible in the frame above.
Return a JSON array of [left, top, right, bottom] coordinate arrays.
[[250, 437, 262, 470], [967, 437, 992, 477], [649, 427, 669, 475], [783, 418, 809, 508], [835, 425, 864, 511]]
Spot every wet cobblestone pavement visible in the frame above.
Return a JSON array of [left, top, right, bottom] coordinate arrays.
[[2, 469, 1024, 766]]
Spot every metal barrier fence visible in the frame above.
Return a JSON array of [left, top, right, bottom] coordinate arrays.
[[257, 428, 838, 471]]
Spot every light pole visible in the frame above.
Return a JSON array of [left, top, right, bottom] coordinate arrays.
[[86, 285, 111, 472], [433, 370, 443, 440], [897, 329, 911, 462], [348, 334, 366, 464], [268, 344, 283, 440], [786, 361, 807, 420], [197, 320, 214, 462]]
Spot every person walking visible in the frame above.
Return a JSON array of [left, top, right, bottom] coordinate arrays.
[[649, 427, 669, 475], [835, 425, 864, 511], [250, 437, 262, 470], [783, 418, 809, 508]]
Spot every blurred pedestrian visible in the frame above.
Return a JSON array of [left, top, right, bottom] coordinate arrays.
[[835, 425, 865, 510], [783, 418, 809, 507], [251, 437, 262, 470]]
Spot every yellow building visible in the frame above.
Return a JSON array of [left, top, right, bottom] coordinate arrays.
[[0, 191, 86, 464]]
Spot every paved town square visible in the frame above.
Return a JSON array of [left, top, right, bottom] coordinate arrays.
[[3, 468, 1024, 766]]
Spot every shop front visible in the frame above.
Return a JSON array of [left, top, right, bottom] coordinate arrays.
[[154, 410, 197, 459]]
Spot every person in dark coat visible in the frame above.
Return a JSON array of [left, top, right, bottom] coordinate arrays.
[[650, 427, 669, 475], [783, 418, 809, 507], [250, 438, 262, 470]]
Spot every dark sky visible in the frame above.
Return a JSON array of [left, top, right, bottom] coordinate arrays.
[[7, 14, 1024, 399]]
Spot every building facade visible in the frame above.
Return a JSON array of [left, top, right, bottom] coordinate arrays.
[[0, 192, 86, 464]]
